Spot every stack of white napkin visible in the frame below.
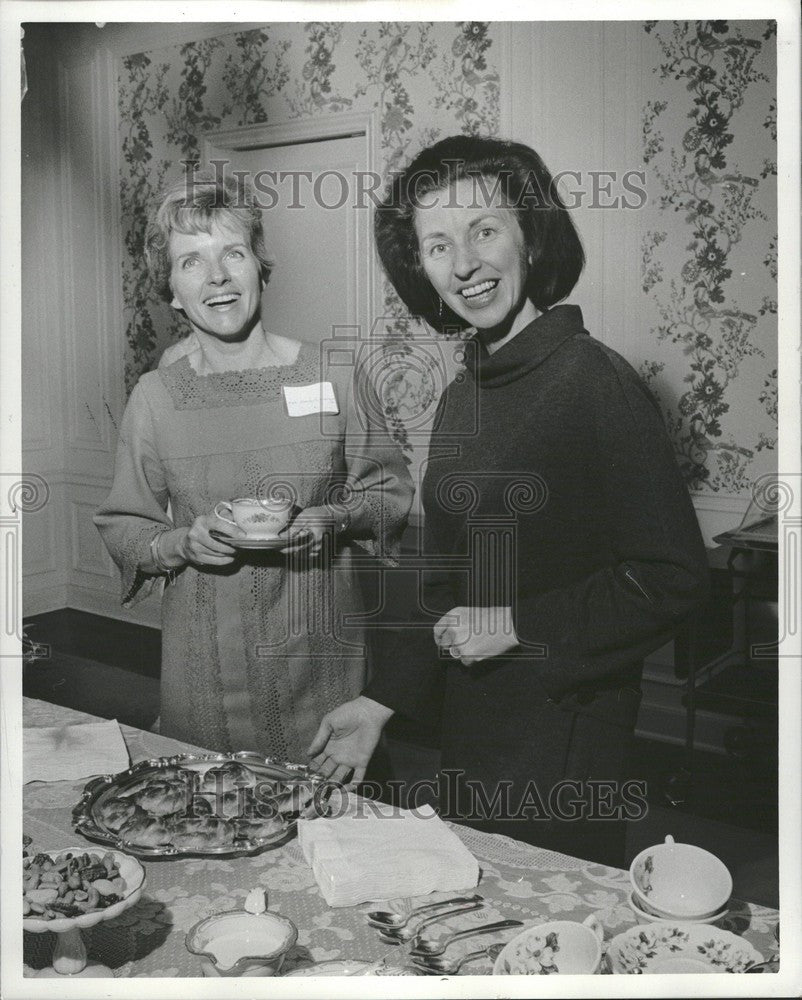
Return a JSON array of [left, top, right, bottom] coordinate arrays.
[[297, 799, 479, 907], [23, 720, 130, 783]]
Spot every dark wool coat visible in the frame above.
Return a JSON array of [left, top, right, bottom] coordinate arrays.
[[366, 306, 709, 865]]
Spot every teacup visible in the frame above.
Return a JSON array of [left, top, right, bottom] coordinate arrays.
[[185, 909, 297, 977], [630, 835, 732, 919], [493, 915, 604, 975], [214, 497, 295, 539]]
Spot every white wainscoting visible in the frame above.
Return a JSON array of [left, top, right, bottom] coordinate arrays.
[[22, 34, 127, 623]]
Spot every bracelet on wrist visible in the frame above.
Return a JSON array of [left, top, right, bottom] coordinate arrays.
[[149, 530, 172, 575]]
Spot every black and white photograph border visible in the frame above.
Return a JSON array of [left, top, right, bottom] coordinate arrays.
[[1, 1, 800, 998]]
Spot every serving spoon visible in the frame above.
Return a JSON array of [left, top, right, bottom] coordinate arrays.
[[412, 942, 505, 975], [367, 894, 483, 930], [377, 902, 485, 944], [409, 918, 523, 958]]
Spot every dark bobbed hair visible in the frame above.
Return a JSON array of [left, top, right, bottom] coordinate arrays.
[[145, 171, 273, 302], [374, 134, 585, 332]]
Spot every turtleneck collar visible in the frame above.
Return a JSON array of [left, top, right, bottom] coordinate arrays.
[[464, 305, 587, 387]]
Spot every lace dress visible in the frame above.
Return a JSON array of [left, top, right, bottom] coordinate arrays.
[[95, 341, 413, 762]]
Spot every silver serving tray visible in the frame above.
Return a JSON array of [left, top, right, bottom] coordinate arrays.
[[72, 750, 332, 859]]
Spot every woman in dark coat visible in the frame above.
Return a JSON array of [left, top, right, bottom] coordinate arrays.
[[309, 135, 709, 866]]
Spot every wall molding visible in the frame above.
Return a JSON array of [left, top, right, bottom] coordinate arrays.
[[23, 585, 69, 619], [635, 700, 745, 755], [97, 46, 126, 432], [497, 23, 538, 146], [21, 85, 56, 455], [66, 584, 162, 631], [203, 110, 377, 153], [691, 493, 751, 514], [22, 505, 58, 577], [54, 23, 269, 64], [69, 500, 115, 579]]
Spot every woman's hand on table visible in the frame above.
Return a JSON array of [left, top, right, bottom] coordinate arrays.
[[280, 505, 348, 557], [308, 696, 394, 785], [434, 606, 519, 666]]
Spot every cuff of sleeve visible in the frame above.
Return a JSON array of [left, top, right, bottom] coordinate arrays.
[[118, 522, 175, 606], [363, 674, 425, 721], [510, 601, 563, 705]]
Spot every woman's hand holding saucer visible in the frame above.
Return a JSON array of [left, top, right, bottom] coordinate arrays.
[[279, 505, 346, 557], [434, 606, 519, 666], [178, 514, 244, 566]]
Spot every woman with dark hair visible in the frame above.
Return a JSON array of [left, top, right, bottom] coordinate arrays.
[[310, 135, 708, 866], [95, 172, 413, 761]]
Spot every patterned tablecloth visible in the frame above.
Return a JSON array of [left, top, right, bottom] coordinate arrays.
[[22, 698, 779, 978]]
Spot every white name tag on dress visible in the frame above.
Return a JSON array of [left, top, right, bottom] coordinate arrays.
[[283, 382, 339, 416]]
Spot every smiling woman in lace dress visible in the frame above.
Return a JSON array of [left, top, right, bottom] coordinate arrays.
[[95, 173, 413, 761]]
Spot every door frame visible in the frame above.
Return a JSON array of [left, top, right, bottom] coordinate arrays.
[[201, 111, 381, 337]]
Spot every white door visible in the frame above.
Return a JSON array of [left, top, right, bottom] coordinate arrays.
[[204, 129, 372, 346]]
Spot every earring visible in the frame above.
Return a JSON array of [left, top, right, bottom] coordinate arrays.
[[438, 297, 443, 320]]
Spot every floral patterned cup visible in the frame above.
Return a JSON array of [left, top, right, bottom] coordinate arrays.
[[493, 915, 604, 975], [213, 498, 294, 539]]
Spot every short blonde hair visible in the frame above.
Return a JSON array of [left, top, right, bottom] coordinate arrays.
[[145, 171, 274, 300]]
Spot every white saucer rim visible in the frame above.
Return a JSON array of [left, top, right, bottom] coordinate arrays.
[[607, 921, 764, 975], [209, 529, 308, 551], [628, 892, 729, 924]]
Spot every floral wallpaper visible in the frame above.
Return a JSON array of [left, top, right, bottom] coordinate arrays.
[[118, 22, 500, 415], [638, 20, 776, 494], [117, 21, 776, 495]]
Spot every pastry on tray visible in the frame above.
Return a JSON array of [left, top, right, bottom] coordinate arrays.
[[241, 795, 279, 820], [252, 778, 284, 796], [76, 755, 323, 855], [195, 788, 253, 819], [95, 796, 142, 832], [160, 766, 198, 786], [118, 815, 173, 848], [119, 768, 193, 797], [232, 815, 286, 840], [170, 817, 235, 850], [134, 778, 194, 816], [187, 795, 214, 817], [199, 762, 257, 794], [273, 781, 317, 814]]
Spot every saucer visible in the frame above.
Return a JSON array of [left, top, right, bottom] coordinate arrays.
[[607, 923, 763, 974], [210, 529, 307, 551], [629, 891, 728, 925]]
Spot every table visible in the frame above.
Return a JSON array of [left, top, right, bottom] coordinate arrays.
[[22, 698, 780, 977]]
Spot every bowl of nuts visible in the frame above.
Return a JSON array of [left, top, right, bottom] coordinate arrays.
[[23, 846, 146, 977]]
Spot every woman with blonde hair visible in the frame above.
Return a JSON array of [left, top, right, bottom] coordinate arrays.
[[96, 172, 413, 761]]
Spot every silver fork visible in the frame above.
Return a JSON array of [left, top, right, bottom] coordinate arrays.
[[376, 902, 485, 944]]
